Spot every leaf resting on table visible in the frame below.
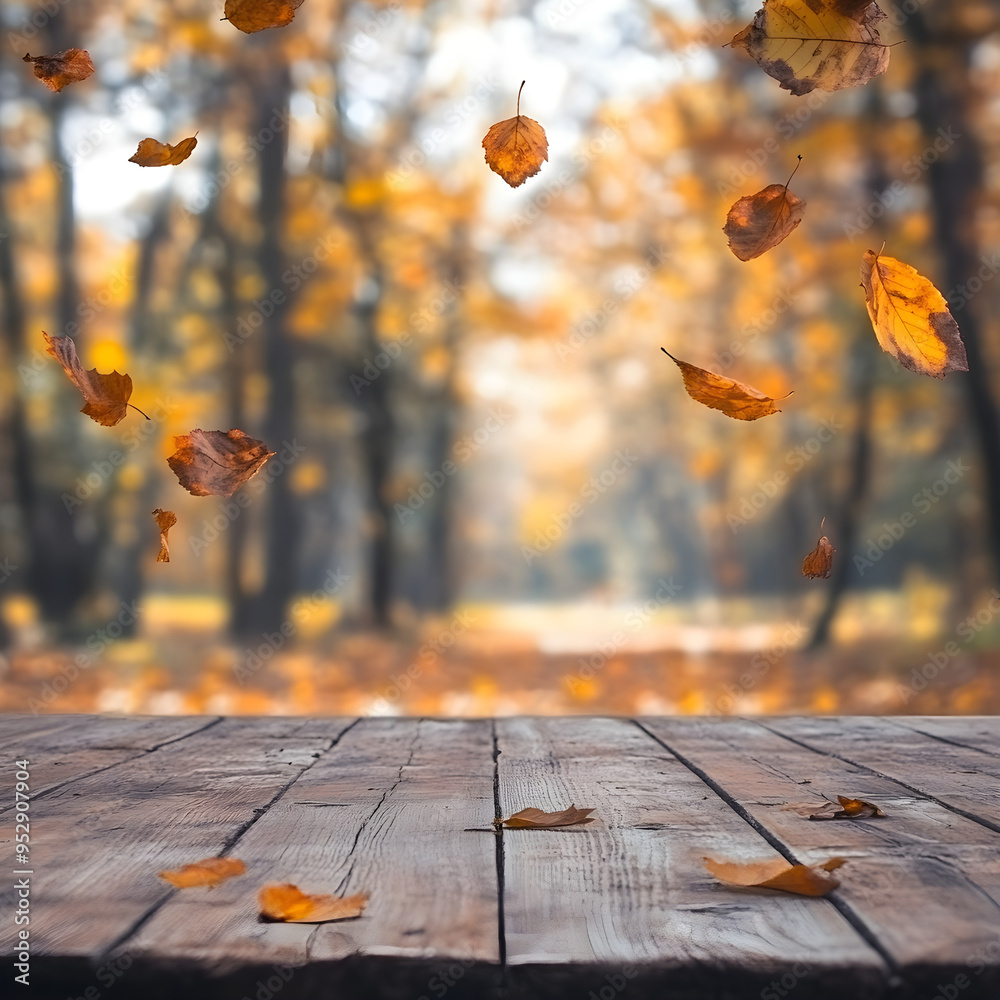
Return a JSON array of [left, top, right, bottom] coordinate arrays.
[[503, 805, 595, 828], [167, 428, 274, 497], [23, 49, 95, 92], [730, 1, 891, 96], [258, 883, 368, 923], [810, 795, 886, 820], [129, 136, 198, 167], [704, 855, 846, 896], [861, 249, 968, 378], [152, 509, 177, 563], [224, 0, 305, 34], [43, 331, 133, 427], [662, 349, 790, 421], [159, 857, 246, 888]]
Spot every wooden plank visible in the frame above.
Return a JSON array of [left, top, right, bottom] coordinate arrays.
[[0, 715, 221, 808], [0, 716, 355, 965], [642, 717, 1000, 989], [495, 716, 887, 997], [129, 717, 499, 982], [894, 716, 1000, 757], [764, 717, 1000, 832], [0, 713, 87, 745]]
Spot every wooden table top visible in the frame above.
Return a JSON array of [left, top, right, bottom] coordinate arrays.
[[1, 714, 998, 999]]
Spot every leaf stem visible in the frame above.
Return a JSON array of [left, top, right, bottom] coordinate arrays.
[[784, 155, 803, 190], [516, 80, 525, 117], [128, 402, 151, 420]]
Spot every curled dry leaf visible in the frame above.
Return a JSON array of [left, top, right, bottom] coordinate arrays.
[[167, 429, 274, 497], [662, 349, 791, 421], [159, 857, 246, 888], [730, 1, 890, 96], [802, 526, 835, 579], [503, 805, 595, 829], [225, 0, 305, 34], [258, 883, 368, 923], [23, 49, 95, 92], [704, 855, 846, 897], [482, 81, 548, 188], [810, 795, 886, 820], [129, 136, 198, 167], [861, 249, 968, 379], [43, 331, 135, 427], [152, 509, 177, 563], [724, 158, 806, 261]]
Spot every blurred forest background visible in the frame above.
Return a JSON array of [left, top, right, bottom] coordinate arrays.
[[2, 0, 1000, 717]]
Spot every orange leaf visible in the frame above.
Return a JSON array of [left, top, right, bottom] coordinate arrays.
[[861, 248, 968, 378], [167, 429, 274, 497], [152, 509, 177, 563], [23, 49, 95, 92], [802, 525, 835, 579], [258, 883, 368, 923], [724, 158, 806, 261], [704, 856, 845, 897], [159, 857, 246, 888], [44, 331, 135, 427], [129, 136, 198, 167], [503, 805, 595, 828], [662, 349, 790, 421], [224, 0, 305, 34], [482, 81, 548, 188], [810, 795, 886, 820]]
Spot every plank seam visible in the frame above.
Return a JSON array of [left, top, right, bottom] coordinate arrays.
[[632, 719, 902, 986], [891, 719, 1000, 760], [491, 719, 507, 970], [0, 716, 225, 815], [96, 716, 361, 963], [755, 719, 1000, 837]]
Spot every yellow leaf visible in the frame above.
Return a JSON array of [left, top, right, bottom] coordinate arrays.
[[159, 857, 246, 888], [731, 1, 890, 96], [704, 855, 845, 896], [860, 249, 968, 378], [258, 883, 368, 923], [129, 136, 198, 167], [482, 82, 548, 188]]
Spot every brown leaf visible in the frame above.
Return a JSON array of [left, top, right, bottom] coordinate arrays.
[[159, 856, 246, 888], [861, 248, 968, 378], [23, 49, 95, 92], [152, 509, 177, 563], [662, 349, 790, 421], [724, 158, 806, 261], [43, 331, 134, 427], [224, 0, 305, 34], [129, 136, 198, 167], [810, 795, 886, 820], [258, 883, 368, 923], [503, 805, 595, 829], [704, 855, 845, 897], [730, 1, 890, 96], [167, 429, 275, 497], [482, 81, 548, 188], [802, 526, 835, 579]]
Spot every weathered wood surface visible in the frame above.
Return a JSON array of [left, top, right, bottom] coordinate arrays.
[[1, 715, 998, 1000]]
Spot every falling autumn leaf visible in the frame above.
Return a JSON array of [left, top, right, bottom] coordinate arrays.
[[167, 429, 274, 498], [662, 349, 791, 421], [482, 81, 548, 188], [802, 521, 835, 579], [129, 136, 198, 167], [152, 509, 177, 563], [809, 795, 886, 820], [159, 857, 246, 888], [224, 0, 304, 34], [43, 331, 145, 427], [730, 1, 890, 96], [861, 249, 968, 379], [704, 856, 846, 897], [503, 805, 595, 829], [724, 157, 806, 261], [23, 49, 95, 92], [258, 883, 368, 923]]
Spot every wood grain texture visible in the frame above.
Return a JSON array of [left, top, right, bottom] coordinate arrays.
[[642, 717, 1000, 986], [894, 716, 1000, 757], [0, 716, 355, 960], [495, 716, 886, 996]]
